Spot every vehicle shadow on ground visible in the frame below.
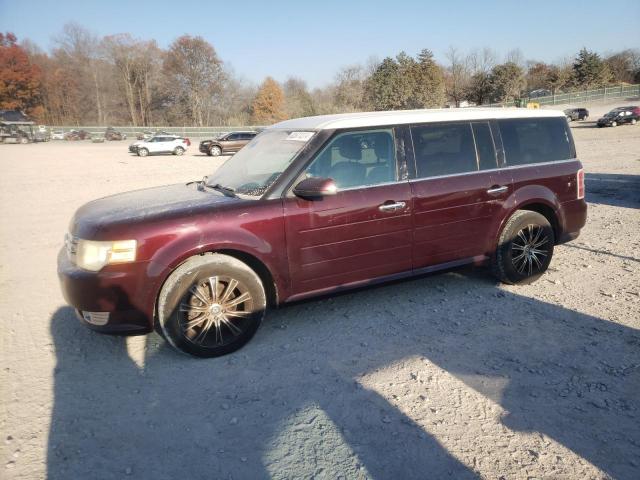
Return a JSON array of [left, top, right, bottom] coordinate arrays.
[[47, 267, 640, 479], [586, 172, 640, 209], [568, 121, 598, 129]]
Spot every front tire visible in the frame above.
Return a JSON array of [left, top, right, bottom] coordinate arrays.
[[138, 148, 149, 157], [210, 145, 222, 157], [157, 253, 267, 358], [492, 210, 554, 285], [611, 121, 617, 127]]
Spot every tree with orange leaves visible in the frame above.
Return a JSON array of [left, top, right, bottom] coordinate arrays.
[[251, 77, 287, 124], [0, 32, 43, 118]]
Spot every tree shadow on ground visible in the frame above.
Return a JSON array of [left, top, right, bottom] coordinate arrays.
[[47, 267, 640, 479]]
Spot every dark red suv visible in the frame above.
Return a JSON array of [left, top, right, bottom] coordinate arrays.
[[58, 109, 587, 357]]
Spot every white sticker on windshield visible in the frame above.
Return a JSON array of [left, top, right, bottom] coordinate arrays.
[[286, 131, 314, 142]]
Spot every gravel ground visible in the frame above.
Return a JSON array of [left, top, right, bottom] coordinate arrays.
[[1, 107, 639, 480]]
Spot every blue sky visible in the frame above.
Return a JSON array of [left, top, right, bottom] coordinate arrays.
[[1, 0, 638, 88]]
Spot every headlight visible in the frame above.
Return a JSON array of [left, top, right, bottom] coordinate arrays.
[[75, 239, 137, 271]]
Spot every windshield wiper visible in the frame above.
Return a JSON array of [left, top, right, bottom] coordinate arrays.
[[207, 183, 238, 198]]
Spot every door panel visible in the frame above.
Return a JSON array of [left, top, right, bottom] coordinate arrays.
[[284, 182, 413, 295], [409, 121, 512, 268], [410, 169, 512, 267]]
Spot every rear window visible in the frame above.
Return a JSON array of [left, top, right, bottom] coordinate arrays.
[[499, 117, 574, 166]]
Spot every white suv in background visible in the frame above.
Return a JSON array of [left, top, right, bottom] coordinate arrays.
[[131, 135, 191, 157]]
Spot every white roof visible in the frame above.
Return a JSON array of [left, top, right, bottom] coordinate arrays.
[[269, 108, 565, 131]]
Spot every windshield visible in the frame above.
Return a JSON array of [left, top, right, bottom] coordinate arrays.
[[205, 130, 315, 197]]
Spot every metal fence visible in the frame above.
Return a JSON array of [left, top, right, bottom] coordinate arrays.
[[484, 83, 640, 107], [46, 125, 265, 138]]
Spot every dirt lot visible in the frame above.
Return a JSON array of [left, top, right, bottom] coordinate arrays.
[[1, 111, 639, 480]]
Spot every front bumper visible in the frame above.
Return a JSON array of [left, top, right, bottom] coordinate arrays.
[[57, 248, 153, 334], [199, 143, 211, 153]]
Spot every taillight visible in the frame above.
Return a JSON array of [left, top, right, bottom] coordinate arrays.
[[577, 168, 584, 199]]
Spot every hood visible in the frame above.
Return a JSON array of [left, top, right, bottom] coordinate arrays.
[[70, 183, 240, 238]]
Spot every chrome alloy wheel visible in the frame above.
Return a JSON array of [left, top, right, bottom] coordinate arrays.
[[511, 224, 550, 276], [179, 276, 254, 347]]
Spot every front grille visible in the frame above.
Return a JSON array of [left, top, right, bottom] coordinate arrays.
[[65, 233, 79, 258]]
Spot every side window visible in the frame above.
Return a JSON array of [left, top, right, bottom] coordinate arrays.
[[499, 118, 572, 166], [471, 122, 497, 170], [228, 134, 239, 140], [304, 129, 396, 189], [411, 123, 478, 178]]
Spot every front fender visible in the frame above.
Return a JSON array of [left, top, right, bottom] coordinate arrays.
[[140, 214, 287, 317]]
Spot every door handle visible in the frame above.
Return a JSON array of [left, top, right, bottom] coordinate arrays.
[[487, 185, 508, 195], [378, 201, 406, 212]]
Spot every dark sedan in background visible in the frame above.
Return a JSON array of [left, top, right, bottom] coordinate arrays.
[[597, 106, 640, 127], [564, 108, 589, 121]]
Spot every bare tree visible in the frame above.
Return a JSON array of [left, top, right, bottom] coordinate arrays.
[[444, 46, 470, 107], [333, 65, 368, 112], [283, 77, 316, 118], [467, 47, 496, 75], [102, 34, 160, 126], [55, 23, 105, 124], [163, 35, 225, 126], [505, 48, 525, 68]]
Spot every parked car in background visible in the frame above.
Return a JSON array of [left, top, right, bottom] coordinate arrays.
[[528, 89, 553, 98], [137, 131, 153, 140], [130, 135, 190, 156], [65, 129, 91, 140], [51, 131, 65, 140], [564, 108, 589, 121], [597, 106, 640, 127], [59, 108, 587, 357], [105, 128, 127, 141], [199, 131, 257, 156], [137, 130, 171, 140], [33, 131, 50, 142]]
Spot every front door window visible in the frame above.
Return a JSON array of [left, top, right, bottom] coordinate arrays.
[[304, 129, 397, 189]]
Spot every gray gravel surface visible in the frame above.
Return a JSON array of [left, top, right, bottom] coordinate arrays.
[[1, 112, 639, 479]]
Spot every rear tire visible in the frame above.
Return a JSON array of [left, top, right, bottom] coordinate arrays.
[[157, 253, 267, 358], [492, 210, 554, 285], [631, 119, 637, 125], [138, 148, 149, 157], [174, 147, 185, 156]]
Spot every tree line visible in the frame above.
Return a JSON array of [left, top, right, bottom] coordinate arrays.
[[1, 24, 639, 126]]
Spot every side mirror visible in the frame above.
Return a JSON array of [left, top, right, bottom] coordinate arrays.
[[293, 177, 337, 199]]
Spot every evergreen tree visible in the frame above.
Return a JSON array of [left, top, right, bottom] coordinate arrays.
[[573, 48, 612, 88], [413, 49, 446, 108], [488, 62, 525, 103]]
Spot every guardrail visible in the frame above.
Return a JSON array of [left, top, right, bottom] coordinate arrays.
[[484, 83, 640, 107], [46, 126, 266, 137]]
